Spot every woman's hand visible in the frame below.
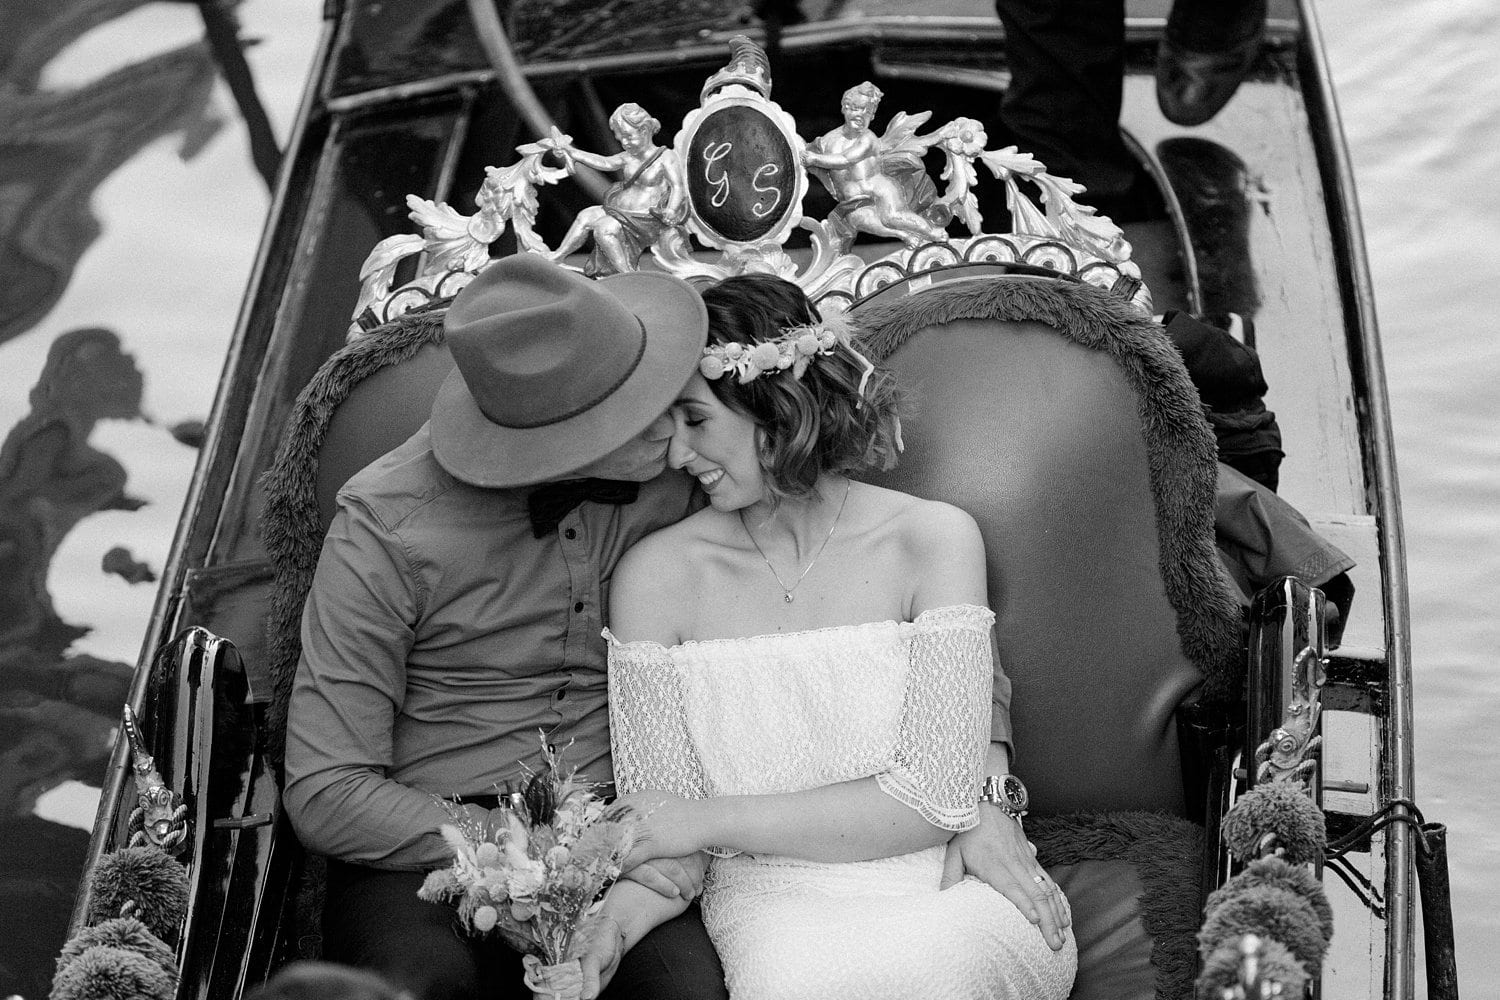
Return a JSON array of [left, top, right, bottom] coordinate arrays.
[[942, 805, 1071, 951], [613, 789, 709, 873]]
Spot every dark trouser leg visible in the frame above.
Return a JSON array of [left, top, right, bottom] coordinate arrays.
[[322, 860, 527, 1000], [604, 903, 726, 1000], [1166, 0, 1267, 52], [993, 0, 1135, 205]]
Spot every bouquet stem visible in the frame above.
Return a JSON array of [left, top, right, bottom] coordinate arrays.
[[522, 955, 585, 1000]]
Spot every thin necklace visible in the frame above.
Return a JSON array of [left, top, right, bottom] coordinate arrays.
[[738, 479, 852, 604]]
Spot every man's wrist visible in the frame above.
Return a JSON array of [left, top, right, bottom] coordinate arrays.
[[591, 910, 633, 956]]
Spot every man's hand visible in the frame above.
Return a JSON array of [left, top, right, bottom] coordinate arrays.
[[566, 914, 626, 999], [622, 855, 703, 900], [942, 805, 1071, 950]]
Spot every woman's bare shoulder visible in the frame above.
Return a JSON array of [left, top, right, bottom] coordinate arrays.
[[617, 507, 725, 584], [855, 484, 982, 551], [612, 507, 744, 644], [851, 486, 987, 611]]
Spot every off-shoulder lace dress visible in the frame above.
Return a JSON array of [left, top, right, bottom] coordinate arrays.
[[608, 604, 1076, 1000]]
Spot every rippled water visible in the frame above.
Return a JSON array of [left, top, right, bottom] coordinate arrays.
[[1317, 0, 1500, 989], [0, 0, 1494, 995]]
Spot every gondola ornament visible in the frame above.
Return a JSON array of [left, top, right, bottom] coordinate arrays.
[[349, 35, 1147, 337], [1255, 645, 1327, 786], [122, 703, 189, 856]]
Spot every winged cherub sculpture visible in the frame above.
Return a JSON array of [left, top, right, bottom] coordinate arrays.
[[542, 102, 691, 276], [803, 81, 955, 248]]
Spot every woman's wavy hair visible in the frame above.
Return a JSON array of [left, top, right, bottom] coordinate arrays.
[[699, 274, 903, 504]]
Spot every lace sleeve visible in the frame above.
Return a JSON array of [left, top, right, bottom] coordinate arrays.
[[606, 635, 711, 800], [876, 606, 996, 831]]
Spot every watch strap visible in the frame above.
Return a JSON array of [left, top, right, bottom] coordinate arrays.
[[978, 773, 1026, 821]]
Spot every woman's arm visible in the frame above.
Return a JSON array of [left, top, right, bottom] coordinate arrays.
[[905, 499, 989, 617], [619, 778, 950, 868], [940, 741, 1072, 951]]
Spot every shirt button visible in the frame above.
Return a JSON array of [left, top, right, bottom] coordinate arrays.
[[564, 528, 577, 540], [573, 602, 585, 613]]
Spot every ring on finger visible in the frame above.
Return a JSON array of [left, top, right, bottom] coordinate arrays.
[[1031, 874, 1046, 885]]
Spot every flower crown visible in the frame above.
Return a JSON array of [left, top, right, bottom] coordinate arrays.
[[697, 310, 876, 402]]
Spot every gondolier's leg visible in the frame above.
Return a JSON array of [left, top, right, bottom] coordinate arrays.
[[992, 0, 1145, 219], [323, 859, 529, 999]]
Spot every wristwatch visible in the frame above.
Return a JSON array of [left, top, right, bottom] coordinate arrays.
[[979, 773, 1029, 825]]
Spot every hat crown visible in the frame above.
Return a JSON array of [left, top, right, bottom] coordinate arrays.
[[443, 255, 646, 430]]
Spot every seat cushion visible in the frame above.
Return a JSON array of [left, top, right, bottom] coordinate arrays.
[[1051, 861, 1156, 1000], [1038, 813, 1205, 1000]]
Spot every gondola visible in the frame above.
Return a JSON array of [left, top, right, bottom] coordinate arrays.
[[62, 1, 1452, 998]]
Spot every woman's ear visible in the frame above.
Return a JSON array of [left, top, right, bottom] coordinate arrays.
[[754, 424, 773, 460]]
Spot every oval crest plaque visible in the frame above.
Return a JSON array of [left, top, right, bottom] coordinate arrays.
[[680, 98, 805, 247]]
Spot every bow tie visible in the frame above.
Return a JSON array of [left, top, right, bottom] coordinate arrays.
[[527, 478, 640, 537]]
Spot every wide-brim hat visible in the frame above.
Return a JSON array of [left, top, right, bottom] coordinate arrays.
[[431, 254, 707, 487]]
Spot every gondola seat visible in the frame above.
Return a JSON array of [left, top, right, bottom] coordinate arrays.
[[854, 270, 1243, 1000], [260, 269, 1244, 1000]]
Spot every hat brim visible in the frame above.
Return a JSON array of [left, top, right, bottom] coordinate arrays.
[[430, 268, 707, 488]]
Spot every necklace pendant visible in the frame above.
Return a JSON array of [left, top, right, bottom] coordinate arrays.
[[784, 592, 795, 604]]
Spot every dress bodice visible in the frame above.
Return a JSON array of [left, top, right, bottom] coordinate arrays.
[[607, 603, 996, 832]]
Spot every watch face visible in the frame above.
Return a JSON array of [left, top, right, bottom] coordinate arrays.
[[1002, 774, 1029, 812]]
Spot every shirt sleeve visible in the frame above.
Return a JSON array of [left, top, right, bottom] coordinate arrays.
[[876, 606, 996, 831], [989, 626, 1014, 757], [282, 498, 487, 870]]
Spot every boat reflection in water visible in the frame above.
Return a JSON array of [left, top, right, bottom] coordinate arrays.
[[0, 2, 301, 994]]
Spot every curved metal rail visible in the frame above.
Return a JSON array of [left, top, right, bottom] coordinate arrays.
[[1295, 0, 1417, 995]]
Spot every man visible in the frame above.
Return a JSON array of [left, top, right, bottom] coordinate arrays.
[[284, 255, 718, 999], [285, 254, 1066, 999]]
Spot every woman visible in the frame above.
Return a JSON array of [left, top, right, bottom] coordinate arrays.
[[598, 275, 1076, 999]]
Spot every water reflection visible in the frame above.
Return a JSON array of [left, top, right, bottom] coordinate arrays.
[[0, 2, 277, 993], [0, 12, 221, 346]]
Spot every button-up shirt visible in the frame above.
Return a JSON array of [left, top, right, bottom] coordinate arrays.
[[284, 426, 694, 869]]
